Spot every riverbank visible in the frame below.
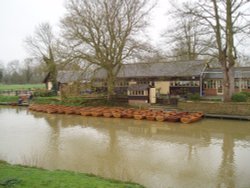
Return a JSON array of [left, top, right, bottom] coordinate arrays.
[[178, 101, 250, 116], [0, 160, 144, 188], [1, 95, 250, 119]]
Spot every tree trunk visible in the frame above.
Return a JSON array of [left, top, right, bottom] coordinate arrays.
[[106, 70, 115, 101], [223, 66, 234, 102]]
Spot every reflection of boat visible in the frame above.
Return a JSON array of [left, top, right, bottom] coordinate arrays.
[[180, 112, 204, 124]]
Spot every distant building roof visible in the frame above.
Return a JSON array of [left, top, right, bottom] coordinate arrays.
[[203, 67, 250, 79], [94, 60, 207, 79], [57, 71, 91, 83]]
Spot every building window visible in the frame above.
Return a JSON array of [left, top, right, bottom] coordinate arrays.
[[235, 80, 239, 89], [129, 90, 146, 96], [170, 81, 200, 87], [115, 81, 128, 87], [207, 80, 216, 89], [204, 80, 217, 89]]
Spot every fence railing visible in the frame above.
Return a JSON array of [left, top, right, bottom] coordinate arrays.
[[0, 90, 35, 96]]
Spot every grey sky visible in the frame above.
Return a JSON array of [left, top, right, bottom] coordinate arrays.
[[0, 0, 169, 65], [0, 0, 65, 63]]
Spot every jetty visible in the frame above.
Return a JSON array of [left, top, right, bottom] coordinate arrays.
[[205, 114, 250, 121]]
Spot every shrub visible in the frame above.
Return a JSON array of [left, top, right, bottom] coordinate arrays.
[[231, 93, 247, 102], [33, 90, 57, 97], [240, 91, 250, 98], [187, 93, 200, 101], [32, 97, 60, 104]]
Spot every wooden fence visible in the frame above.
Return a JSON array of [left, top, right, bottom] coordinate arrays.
[[0, 90, 34, 96]]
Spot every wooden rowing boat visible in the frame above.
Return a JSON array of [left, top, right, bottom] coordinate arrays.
[[180, 112, 204, 123]]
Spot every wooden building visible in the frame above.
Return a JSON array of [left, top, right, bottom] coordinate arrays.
[[202, 67, 250, 96], [44, 60, 250, 103], [56, 71, 91, 96], [94, 60, 207, 103]]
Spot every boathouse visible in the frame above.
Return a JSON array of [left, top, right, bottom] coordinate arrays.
[[56, 71, 91, 96], [202, 67, 250, 96], [44, 60, 250, 103], [93, 60, 207, 103]]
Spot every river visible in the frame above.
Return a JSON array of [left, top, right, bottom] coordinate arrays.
[[0, 106, 250, 188]]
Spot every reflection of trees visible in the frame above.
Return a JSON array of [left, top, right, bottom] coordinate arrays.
[[41, 113, 62, 168], [23, 111, 250, 186], [217, 134, 235, 188]]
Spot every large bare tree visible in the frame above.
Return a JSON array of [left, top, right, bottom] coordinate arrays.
[[172, 0, 250, 101], [61, 0, 154, 100], [25, 23, 58, 91], [163, 12, 210, 61]]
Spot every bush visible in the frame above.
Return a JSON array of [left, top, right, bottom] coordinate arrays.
[[33, 90, 57, 97], [32, 97, 60, 104], [231, 93, 247, 102], [240, 91, 250, 98], [187, 93, 200, 101]]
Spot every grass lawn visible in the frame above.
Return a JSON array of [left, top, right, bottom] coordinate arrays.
[[0, 161, 144, 188], [0, 84, 45, 91], [0, 95, 19, 103]]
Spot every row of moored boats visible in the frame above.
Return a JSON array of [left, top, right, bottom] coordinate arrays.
[[28, 104, 204, 124]]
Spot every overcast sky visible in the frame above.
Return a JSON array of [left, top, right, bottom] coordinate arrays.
[[0, 0, 170, 65]]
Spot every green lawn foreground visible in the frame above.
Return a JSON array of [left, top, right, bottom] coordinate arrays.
[[0, 161, 144, 188]]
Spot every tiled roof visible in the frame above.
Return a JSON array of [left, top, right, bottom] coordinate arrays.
[[94, 60, 207, 79], [203, 67, 250, 79], [57, 71, 90, 83]]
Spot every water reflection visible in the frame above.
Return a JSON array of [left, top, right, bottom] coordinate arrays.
[[0, 106, 250, 188]]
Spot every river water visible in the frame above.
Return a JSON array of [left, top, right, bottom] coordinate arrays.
[[0, 106, 250, 188]]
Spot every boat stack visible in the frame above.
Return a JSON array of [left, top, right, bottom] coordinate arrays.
[[28, 104, 204, 124]]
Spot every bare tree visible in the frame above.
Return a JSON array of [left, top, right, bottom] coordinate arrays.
[[61, 0, 154, 100], [25, 23, 58, 91], [175, 0, 250, 101], [22, 58, 34, 83], [163, 12, 211, 61], [5, 60, 22, 84], [0, 60, 4, 83]]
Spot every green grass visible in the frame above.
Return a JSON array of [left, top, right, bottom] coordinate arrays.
[[0, 84, 45, 91], [0, 161, 144, 188], [0, 95, 19, 103], [0, 95, 133, 108]]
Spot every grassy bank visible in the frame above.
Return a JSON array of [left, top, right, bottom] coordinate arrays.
[[0, 95, 131, 108], [178, 101, 250, 116], [0, 84, 45, 91], [0, 95, 19, 103], [0, 161, 144, 188]]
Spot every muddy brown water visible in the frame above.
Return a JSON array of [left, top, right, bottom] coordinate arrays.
[[0, 106, 250, 188]]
